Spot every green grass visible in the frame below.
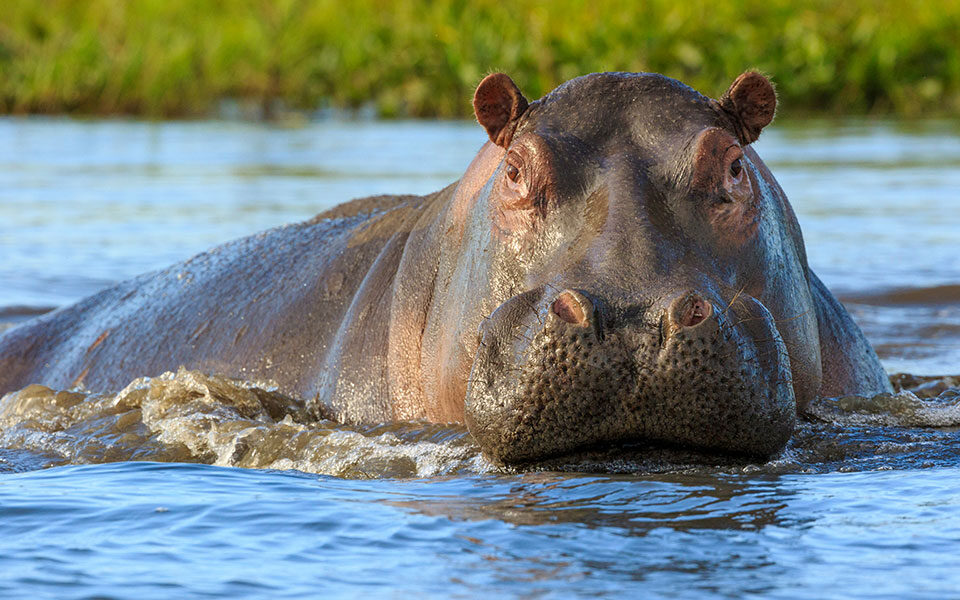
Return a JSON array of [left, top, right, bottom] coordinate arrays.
[[1, 0, 958, 118]]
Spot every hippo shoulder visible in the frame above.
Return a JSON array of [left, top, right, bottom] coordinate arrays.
[[305, 194, 423, 225]]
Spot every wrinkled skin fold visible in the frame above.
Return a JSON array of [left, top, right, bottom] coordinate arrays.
[[0, 71, 892, 466]]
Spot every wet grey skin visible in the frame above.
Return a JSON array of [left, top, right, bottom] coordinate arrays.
[[0, 71, 892, 467]]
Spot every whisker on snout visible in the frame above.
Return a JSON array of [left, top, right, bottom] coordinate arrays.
[[719, 284, 748, 316]]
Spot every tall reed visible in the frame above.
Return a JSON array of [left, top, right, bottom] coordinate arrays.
[[1, 0, 957, 118]]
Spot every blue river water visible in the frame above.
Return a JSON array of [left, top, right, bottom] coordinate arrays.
[[0, 116, 959, 598], [1, 462, 959, 599]]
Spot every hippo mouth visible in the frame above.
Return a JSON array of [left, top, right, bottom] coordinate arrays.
[[464, 287, 797, 466]]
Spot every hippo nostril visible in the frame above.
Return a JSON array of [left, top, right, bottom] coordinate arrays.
[[668, 293, 714, 331], [551, 290, 590, 327], [684, 298, 711, 327]]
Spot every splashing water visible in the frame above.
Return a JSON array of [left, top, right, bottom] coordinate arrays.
[[2, 367, 957, 477], [0, 369, 489, 478]]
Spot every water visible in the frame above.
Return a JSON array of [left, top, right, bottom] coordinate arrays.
[[2, 463, 959, 599], [1, 116, 959, 598]]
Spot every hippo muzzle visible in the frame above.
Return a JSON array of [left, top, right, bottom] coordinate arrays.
[[465, 287, 797, 465]]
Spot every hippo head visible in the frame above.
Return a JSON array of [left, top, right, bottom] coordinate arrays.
[[421, 71, 822, 466]]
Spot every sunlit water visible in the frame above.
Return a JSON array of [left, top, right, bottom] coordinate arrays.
[[1, 117, 958, 598]]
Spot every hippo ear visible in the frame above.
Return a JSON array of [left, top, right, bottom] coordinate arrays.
[[717, 71, 777, 145], [473, 73, 529, 148]]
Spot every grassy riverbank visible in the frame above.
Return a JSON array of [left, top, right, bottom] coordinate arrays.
[[1, 0, 958, 118]]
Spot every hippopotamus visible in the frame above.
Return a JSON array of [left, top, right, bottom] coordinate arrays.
[[0, 70, 892, 465]]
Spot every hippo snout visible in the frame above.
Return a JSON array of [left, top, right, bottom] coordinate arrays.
[[465, 287, 797, 466]]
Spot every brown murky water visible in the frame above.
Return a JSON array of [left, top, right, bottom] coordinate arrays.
[[0, 369, 486, 478]]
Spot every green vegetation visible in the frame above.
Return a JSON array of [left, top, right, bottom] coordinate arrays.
[[1, 0, 958, 118]]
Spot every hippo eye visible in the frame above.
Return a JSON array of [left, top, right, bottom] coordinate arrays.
[[505, 163, 521, 183], [729, 158, 743, 178]]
